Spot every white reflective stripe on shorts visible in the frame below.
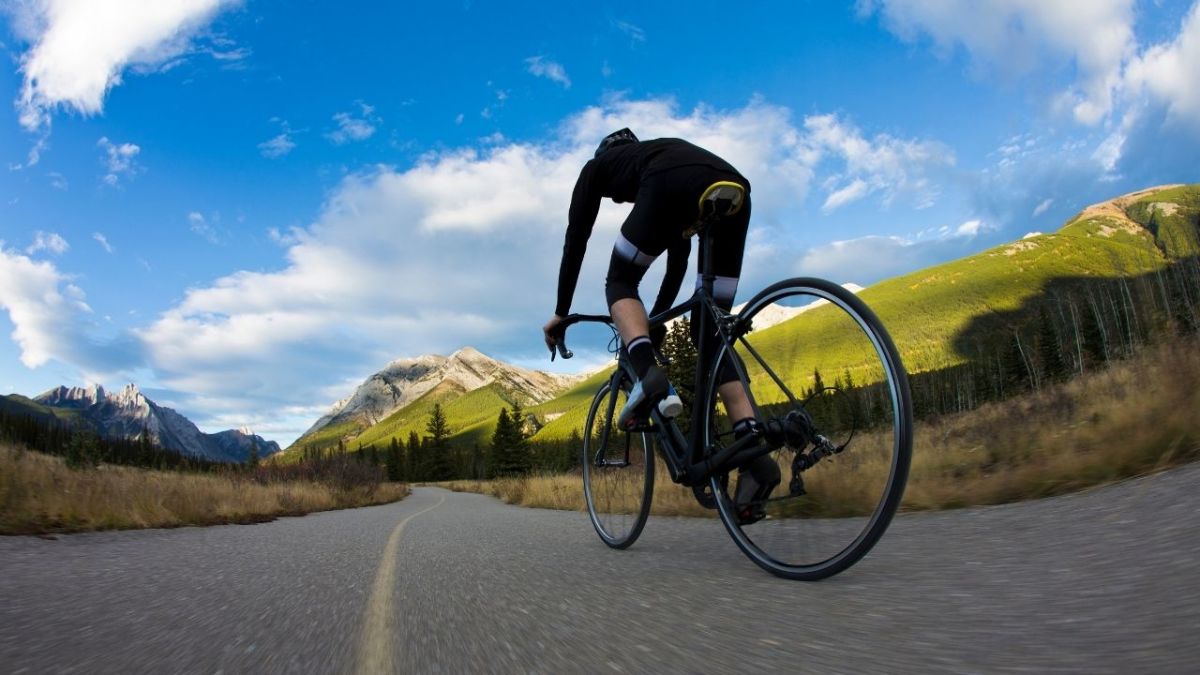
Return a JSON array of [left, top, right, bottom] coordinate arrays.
[[614, 233, 658, 267], [696, 274, 739, 303]]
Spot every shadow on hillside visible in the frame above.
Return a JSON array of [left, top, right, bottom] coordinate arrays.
[[903, 254, 1200, 419]]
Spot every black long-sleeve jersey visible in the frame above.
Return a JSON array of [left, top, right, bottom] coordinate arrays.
[[554, 138, 745, 317]]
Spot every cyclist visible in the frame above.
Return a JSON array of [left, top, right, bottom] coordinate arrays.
[[542, 128, 780, 523]]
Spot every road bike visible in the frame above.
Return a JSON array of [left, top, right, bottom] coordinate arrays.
[[550, 182, 913, 580]]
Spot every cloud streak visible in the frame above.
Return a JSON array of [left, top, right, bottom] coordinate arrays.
[[525, 56, 572, 88]]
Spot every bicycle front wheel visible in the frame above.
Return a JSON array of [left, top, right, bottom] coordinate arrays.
[[581, 377, 655, 549], [704, 277, 912, 580]]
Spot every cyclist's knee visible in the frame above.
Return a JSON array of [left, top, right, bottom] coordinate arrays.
[[606, 246, 651, 307], [605, 277, 641, 307]]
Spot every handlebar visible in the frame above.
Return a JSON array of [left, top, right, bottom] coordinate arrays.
[[548, 314, 613, 361]]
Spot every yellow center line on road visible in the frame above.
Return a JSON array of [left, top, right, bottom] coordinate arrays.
[[355, 492, 446, 675]]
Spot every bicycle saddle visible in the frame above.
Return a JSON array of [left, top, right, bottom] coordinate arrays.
[[686, 181, 746, 237]]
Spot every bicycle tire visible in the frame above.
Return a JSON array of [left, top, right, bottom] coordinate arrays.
[[581, 378, 655, 549], [704, 277, 913, 580]]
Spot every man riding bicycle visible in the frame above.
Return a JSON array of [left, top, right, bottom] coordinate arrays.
[[542, 128, 780, 523]]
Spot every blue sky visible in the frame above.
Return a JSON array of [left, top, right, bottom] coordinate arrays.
[[1, 0, 1198, 445]]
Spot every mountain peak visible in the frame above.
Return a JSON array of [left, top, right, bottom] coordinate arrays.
[[451, 346, 486, 358]]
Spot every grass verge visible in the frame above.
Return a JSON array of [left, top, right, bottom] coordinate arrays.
[[437, 336, 1200, 515], [0, 446, 410, 535]]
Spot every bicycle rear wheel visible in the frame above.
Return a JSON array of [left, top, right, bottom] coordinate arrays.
[[582, 377, 655, 549], [704, 277, 912, 580]]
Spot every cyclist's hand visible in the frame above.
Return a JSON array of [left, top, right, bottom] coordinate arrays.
[[543, 315, 564, 354]]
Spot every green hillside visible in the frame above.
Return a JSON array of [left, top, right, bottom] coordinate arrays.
[[353, 380, 510, 449], [0, 394, 79, 426]]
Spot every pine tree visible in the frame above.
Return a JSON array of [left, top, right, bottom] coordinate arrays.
[[424, 403, 454, 481], [490, 405, 532, 477], [406, 430, 421, 481], [661, 317, 698, 433], [1037, 305, 1068, 383], [489, 407, 513, 478], [565, 428, 583, 470], [510, 398, 526, 441], [386, 437, 402, 481], [811, 368, 826, 398]]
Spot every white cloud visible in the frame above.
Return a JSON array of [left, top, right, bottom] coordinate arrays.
[[0, 245, 85, 368], [863, 0, 1200, 142], [1124, 2, 1200, 130], [822, 178, 869, 212], [0, 244, 140, 379], [11, 0, 238, 131], [1023, 231, 1043, 239], [26, 231, 69, 255], [1032, 198, 1054, 217], [954, 219, 984, 237], [806, 113, 955, 211], [525, 56, 571, 88], [47, 171, 67, 190], [796, 219, 989, 285], [326, 102, 380, 145], [97, 136, 140, 185], [92, 232, 115, 253], [860, 0, 1136, 125]]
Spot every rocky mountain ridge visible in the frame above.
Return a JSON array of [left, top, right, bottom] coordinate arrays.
[[34, 384, 280, 463], [299, 346, 580, 443]]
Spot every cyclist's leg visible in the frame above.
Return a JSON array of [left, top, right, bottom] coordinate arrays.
[[606, 177, 684, 424]]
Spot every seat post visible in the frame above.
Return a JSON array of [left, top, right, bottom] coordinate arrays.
[[700, 226, 716, 296]]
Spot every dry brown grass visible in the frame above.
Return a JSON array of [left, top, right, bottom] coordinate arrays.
[[439, 337, 1200, 515], [0, 446, 410, 535], [904, 337, 1200, 509]]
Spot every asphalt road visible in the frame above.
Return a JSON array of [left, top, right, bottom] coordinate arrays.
[[2, 464, 1199, 674]]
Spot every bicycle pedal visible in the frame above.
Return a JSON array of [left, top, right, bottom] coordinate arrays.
[[692, 484, 719, 509]]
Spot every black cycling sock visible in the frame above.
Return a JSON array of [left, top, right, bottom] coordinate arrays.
[[627, 336, 655, 379]]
